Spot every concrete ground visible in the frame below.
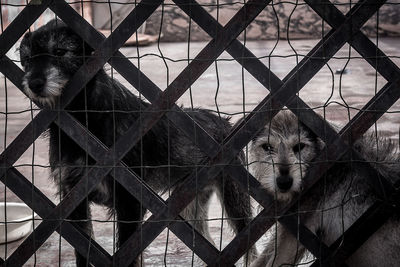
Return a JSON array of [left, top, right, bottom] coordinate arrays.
[[1, 38, 399, 266]]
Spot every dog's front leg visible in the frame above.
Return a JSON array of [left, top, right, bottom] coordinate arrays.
[[115, 185, 146, 267], [216, 173, 258, 264], [67, 199, 94, 267], [251, 223, 305, 267]]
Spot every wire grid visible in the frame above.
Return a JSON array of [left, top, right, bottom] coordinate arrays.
[[0, 0, 399, 266]]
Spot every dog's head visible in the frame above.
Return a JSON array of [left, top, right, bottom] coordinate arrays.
[[19, 19, 93, 107], [249, 111, 324, 201]]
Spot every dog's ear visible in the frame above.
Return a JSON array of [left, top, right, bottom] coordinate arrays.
[[20, 31, 32, 68], [22, 31, 32, 40]]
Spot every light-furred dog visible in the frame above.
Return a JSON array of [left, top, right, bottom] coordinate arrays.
[[20, 19, 255, 266], [249, 111, 400, 266]]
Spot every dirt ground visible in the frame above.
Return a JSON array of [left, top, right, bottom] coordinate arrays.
[[1, 38, 399, 266]]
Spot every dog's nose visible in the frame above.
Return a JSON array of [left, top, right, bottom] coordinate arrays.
[[276, 175, 293, 192], [29, 78, 45, 94], [279, 166, 290, 176]]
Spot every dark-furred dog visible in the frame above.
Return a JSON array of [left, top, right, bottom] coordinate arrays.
[[20, 19, 254, 266]]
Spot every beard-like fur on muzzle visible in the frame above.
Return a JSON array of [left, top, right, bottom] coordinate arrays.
[[22, 66, 68, 108]]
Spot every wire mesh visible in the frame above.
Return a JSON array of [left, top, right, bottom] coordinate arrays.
[[0, 0, 399, 266]]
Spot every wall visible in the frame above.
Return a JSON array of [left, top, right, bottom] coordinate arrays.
[[143, 0, 400, 41]]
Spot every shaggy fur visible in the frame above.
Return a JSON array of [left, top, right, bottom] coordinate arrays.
[[249, 111, 400, 267], [20, 19, 255, 266]]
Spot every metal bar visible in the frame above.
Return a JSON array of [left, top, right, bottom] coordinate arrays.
[[114, 1, 386, 264], [52, 5, 281, 248], [173, 0, 340, 146], [0, 56, 24, 89], [341, 80, 400, 144], [218, 80, 400, 266], [3, 0, 163, 264], [0, 56, 115, 265], [53, 10, 378, 263], [172, 0, 390, 196], [0, 0, 51, 56], [0, 108, 56, 178], [351, 34, 400, 82], [225, 164, 341, 264], [0, 58, 56, 180], [218, 77, 399, 266], [112, 0, 275, 263], [0, 0, 394, 266], [304, 81, 400, 264], [224, 164, 339, 263], [1, 168, 112, 266], [306, 0, 400, 83], [213, 0, 400, 259], [146, 0, 273, 111], [278, 216, 334, 263], [1, 12, 222, 261], [4, 147, 110, 266], [1, 50, 221, 264], [3, 34, 223, 264], [208, 1, 389, 264], [310, 201, 396, 266], [147, 2, 395, 261], [5, 49, 223, 263], [46, 0, 162, 111], [56, 112, 221, 264], [223, 0, 385, 151], [50, 1, 222, 159], [52, 7, 328, 264], [1, 0, 154, 179], [35, 0, 271, 229], [174, 0, 389, 216], [102, 0, 271, 161], [3, 0, 272, 264], [225, 157, 388, 266]]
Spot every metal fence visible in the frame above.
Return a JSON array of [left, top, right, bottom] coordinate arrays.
[[0, 0, 399, 266]]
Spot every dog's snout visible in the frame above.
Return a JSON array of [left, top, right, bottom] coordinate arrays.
[[276, 175, 293, 192], [279, 166, 289, 176], [29, 78, 46, 94]]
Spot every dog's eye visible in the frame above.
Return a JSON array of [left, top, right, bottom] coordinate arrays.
[[54, 48, 67, 57], [293, 142, 306, 153], [261, 143, 273, 152]]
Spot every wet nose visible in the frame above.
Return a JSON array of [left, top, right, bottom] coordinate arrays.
[[29, 78, 45, 94], [276, 175, 293, 192]]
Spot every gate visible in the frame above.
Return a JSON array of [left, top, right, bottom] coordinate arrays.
[[0, 0, 399, 266]]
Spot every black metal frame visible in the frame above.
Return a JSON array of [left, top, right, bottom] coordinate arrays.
[[0, 0, 399, 266]]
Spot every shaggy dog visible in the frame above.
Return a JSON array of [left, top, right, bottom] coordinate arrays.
[[249, 111, 400, 266], [20, 19, 254, 266]]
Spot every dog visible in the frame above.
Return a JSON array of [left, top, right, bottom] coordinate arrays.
[[248, 111, 400, 266], [19, 19, 255, 266]]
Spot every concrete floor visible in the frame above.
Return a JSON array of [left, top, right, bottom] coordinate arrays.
[[1, 38, 399, 266]]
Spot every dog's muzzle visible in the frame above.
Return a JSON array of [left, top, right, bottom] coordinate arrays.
[[276, 175, 293, 192], [28, 78, 46, 96]]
